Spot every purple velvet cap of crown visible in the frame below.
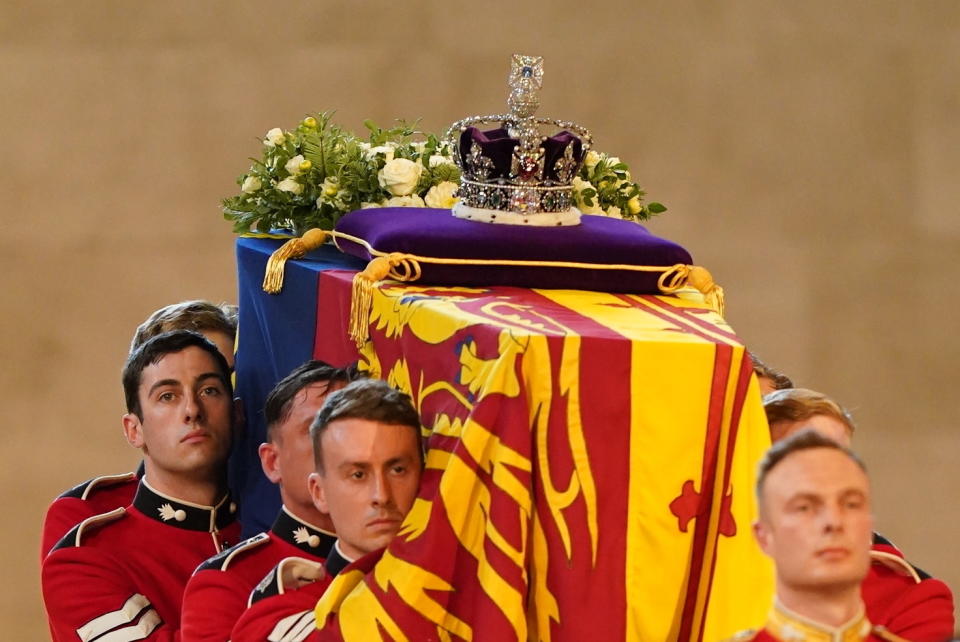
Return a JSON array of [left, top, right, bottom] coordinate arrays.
[[335, 207, 692, 294], [458, 127, 585, 182]]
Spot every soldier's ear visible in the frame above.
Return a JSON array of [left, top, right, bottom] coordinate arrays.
[[259, 442, 281, 484], [122, 414, 144, 449], [308, 472, 329, 514], [753, 519, 772, 554]]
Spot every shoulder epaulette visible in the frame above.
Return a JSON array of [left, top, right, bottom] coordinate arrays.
[[248, 556, 325, 607], [872, 625, 911, 641], [870, 550, 923, 583], [194, 532, 270, 574], [51, 507, 126, 551], [58, 471, 137, 501]]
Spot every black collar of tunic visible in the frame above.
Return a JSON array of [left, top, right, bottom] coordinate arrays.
[[270, 506, 337, 558], [324, 540, 354, 578], [133, 478, 237, 532]]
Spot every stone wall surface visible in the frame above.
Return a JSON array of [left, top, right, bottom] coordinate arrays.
[[2, 1, 957, 637]]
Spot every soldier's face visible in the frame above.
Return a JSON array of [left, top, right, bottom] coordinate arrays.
[[262, 380, 343, 520], [200, 330, 235, 371], [308, 418, 422, 561], [123, 346, 233, 483], [754, 448, 873, 596]]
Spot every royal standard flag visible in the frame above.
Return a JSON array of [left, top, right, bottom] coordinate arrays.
[[308, 271, 774, 642]]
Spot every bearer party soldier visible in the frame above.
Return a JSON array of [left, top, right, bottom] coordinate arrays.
[[732, 430, 905, 641], [181, 360, 356, 641], [230, 378, 425, 641], [764, 388, 955, 641], [42, 331, 241, 641], [40, 300, 237, 558]]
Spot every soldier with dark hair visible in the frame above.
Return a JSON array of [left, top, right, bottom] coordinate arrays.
[[231, 378, 425, 641], [42, 331, 241, 641], [40, 300, 239, 558], [181, 360, 356, 641], [748, 352, 793, 396]]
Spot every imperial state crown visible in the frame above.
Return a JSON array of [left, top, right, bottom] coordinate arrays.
[[446, 54, 593, 226]]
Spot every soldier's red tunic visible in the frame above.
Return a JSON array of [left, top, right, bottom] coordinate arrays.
[[230, 544, 371, 642], [42, 479, 240, 642], [863, 541, 955, 642], [180, 506, 335, 641], [40, 469, 140, 558]]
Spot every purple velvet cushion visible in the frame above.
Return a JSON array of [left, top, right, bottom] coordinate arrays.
[[334, 208, 692, 294]]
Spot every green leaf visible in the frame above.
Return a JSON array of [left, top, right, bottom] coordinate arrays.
[[648, 202, 667, 213]]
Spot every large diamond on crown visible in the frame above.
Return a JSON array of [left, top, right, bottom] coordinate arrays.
[[445, 55, 592, 226]]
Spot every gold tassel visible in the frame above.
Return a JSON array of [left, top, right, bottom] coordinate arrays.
[[348, 256, 395, 348], [685, 265, 725, 317], [261, 229, 329, 294]]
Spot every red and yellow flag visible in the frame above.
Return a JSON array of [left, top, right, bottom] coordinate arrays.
[[314, 275, 773, 641]]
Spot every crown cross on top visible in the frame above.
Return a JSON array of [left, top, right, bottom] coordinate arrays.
[[446, 55, 592, 225]]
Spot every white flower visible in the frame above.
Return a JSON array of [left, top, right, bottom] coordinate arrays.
[[285, 155, 306, 176], [241, 176, 262, 193], [385, 194, 425, 207], [264, 127, 286, 147], [583, 150, 601, 169], [364, 142, 397, 162], [428, 154, 453, 168], [424, 181, 459, 209], [579, 201, 605, 215], [360, 200, 385, 209], [277, 178, 303, 195], [378, 158, 423, 196], [572, 176, 593, 194], [605, 205, 623, 219], [606, 156, 621, 166], [412, 141, 427, 154]]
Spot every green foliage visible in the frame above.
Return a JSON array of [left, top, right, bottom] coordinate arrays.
[[573, 152, 667, 222], [222, 113, 666, 234], [221, 113, 461, 234]]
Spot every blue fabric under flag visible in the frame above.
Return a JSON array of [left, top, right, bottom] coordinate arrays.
[[230, 237, 365, 537]]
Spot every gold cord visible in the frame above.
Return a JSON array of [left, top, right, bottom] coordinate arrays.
[[255, 228, 726, 346]]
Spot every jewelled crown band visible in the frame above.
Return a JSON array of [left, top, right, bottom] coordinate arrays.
[[444, 55, 593, 225]]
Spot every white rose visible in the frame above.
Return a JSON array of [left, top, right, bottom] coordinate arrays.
[[284, 155, 306, 176], [264, 127, 286, 146], [385, 194, 425, 207], [572, 176, 593, 194], [365, 143, 397, 162], [277, 178, 303, 195], [378, 158, 423, 196], [424, 181, 459, 209], [361, 200, 385, 209], [428, 154, 454, 168], [241, 176, 262, 193], [606, 156, 622, 167], [605, 205, 623, 219], [584, 150, 601, 169]]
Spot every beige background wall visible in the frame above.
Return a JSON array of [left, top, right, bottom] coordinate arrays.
[[3, 1, 957, 637]]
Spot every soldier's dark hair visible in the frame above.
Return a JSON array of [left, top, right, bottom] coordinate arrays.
[[263, 360, 360, 442], [129, 300, 237, 354], [749, 352, 793, 391], [309, 379, 423, 472], [122, 330, 233, 420], [755, 428, 867, 504]]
